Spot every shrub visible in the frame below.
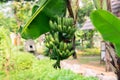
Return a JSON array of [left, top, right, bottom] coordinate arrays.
[[0, 51, 98, 80]]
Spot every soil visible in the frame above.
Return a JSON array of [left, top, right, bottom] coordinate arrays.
[[61, 56, 116, 79]]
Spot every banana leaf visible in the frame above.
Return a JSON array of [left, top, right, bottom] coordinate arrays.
[[90, 9, 120, 57], [21, 0, 67, 39], [43, 0, 66, 19]]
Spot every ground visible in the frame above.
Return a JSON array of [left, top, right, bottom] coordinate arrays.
[[61, 55, 117, 80]]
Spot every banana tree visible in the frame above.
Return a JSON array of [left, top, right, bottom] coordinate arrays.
[[20, 0, 78, 68], [90, 9, 120, 80]]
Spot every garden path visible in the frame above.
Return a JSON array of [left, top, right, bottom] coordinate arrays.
[[61, 59, 117, 80]]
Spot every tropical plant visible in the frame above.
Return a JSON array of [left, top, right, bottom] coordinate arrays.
[[90, 9, 120, 80], [20, 0, 78, 69]]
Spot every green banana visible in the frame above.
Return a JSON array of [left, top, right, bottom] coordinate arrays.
[[45, 42, 49, 48], [69, 18, 74, 26], [49, 20, 55, 30], [59, 41, 64, 50], [56, 49, 62, 57], [49, 41, 54, 48], [62, 25, 66, 32], [57, 25, 61, 32], [63, 18, 67, 26], [69, 50, 74, 56], [58, 25, 62, 32], [54, 32, 59, 44], [50, 35, 54, 42], [64, 18, 69, 26], [57, 17, 61, 25], [61, 51, 66, 58], [68, 28, 75, 36], [67, 43, 73, 50], [65, 49, 70, 57], [63, 43, 67, 50], [71, 28, 76, 34], [53, 22, 58, 31], [48, 34, 54, 42], [67, 26, 71, 34]]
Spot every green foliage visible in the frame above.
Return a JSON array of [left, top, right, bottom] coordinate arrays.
[[45, 17, 76, 68], [75, 29, 95, 48], [0, 26, 97, 80], [11, 52, 35, 70], [0, 1, 33, 32], [21, 0, 67, 39], [0, 27, 11, 56], [75, 29, 84, 40], [0, 13, 17, 32], [12, 1, 33, 24], [76, 30, 94, 41], [0, 51, 98, 80], [78, 0, 94, 24], [80, 48, 100, 56], [90, 9, 120, 57], [0, 27, 12, 79]]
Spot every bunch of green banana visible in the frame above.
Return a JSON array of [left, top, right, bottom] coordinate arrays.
[[45, 17, 76, 69]]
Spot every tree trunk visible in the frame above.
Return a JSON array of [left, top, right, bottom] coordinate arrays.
[[105, 42, 120, 80], [116, 58, 120, 80], [66, 0, 77, 59]]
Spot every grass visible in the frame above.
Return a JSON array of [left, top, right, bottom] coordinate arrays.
[[76, 48, 100, 56], [77, 56, 100, 64]]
